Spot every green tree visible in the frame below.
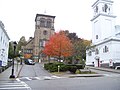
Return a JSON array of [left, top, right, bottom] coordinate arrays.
[[8, 42, 14, 59], [17, 36, 27, 52], [63, 30, 91, 64]]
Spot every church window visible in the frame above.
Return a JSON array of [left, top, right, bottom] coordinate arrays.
[[39, 39, 46, 47], [36, 20, 40, 25], [103, 4, 108, 12], [96, 35, 98, 39], [88, 51, 92, 56], [103, 46, 108, 53], [95, 48, 99, 55], [46, 19, 52, 28], [40, 18, 45, 27], [36, 25, 40, 29]]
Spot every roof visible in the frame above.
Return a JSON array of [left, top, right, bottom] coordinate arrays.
[[87, 36, 120, 50], [0, 21, 10, 40], [92, 0, 113, 7], [35, 14, 56, 21], [25, 37, 34, 46]]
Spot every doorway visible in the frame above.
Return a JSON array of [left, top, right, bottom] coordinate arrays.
[[97, 59, 100, 67]]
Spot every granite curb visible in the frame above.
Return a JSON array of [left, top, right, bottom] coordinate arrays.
[[67, 74, 104, 78], [88, 66, 120, 74]]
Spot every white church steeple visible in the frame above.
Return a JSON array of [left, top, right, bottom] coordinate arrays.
[[91, 0, 116, 45], [92, 0, 114, 17]]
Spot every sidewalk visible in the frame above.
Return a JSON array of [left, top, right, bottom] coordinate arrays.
[[52, 66, 120, 78], [88, 66, 120, 74], [0, 63, 23, 80]]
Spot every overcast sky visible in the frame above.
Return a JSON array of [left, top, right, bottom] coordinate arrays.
[[0, 0, 120, 41]]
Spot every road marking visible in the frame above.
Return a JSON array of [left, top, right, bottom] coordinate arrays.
[[17, 75, 62, 81], [51, 75, 61, 78], [34, 77, 42, 80], [0, 80, 31, 90], [26, 77, 32, 80]]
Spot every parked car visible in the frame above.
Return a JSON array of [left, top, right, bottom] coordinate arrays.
[[24, 59, 35, 65]]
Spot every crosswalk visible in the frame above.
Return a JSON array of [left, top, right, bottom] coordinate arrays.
[[0, 80, 31, 90], [17, 75, 62, 82], [0, 75, 62, 90]]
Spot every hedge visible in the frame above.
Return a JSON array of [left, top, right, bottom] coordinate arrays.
[[44, 63, 85, 73]]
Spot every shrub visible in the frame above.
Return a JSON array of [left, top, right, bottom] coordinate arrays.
[[68, 65, 77, 74], [44, 63, 53, 70], [66, 64, 85, 74], [60, 65, 68, 72], [44, 63, 84, 73], [49, 64, 58, 72], [76, 64, 85, 69], [44, 62, 67, 72]]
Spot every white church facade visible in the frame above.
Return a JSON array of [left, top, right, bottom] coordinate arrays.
[[86, 0, 120, 68]]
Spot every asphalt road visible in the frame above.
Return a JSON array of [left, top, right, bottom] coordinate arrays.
[[17, 63, 120, 90], [18, 63, 52, 78], [26, 77, 120, 90]]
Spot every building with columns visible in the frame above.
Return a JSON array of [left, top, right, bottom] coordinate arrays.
[[22, 14, 55, 62], [86, 0, 120, 68]]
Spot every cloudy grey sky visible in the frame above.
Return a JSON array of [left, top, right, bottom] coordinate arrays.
[[0, 0, 120, 41]]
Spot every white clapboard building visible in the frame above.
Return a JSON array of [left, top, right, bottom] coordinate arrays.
[[0, 21, 10, 66], [86, 0, 120, 68]]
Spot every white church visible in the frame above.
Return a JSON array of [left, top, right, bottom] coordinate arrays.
[[86, 0, 120, 68]]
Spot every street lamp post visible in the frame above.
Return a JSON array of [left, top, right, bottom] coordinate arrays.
[[9, 41, 17, 78]]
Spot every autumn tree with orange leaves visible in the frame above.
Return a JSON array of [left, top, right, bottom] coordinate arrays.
[[43, 31, 73, 61]]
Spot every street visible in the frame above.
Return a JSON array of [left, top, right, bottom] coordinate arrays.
[[18, 63, 120, 90], [0, 63, 120, 90], [26, 76, 120, 90]]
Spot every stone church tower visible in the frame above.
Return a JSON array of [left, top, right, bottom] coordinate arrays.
[[33, 14, 55, 61]]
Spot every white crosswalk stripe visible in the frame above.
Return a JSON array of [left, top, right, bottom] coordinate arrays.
[[0, 80, 31, 90], [18, 75, 62, 81]]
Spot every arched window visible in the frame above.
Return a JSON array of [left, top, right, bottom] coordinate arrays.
[[40, 18, 45, 27], [46, 19, 52, 28]]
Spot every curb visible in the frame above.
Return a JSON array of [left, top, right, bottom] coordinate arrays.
[[68, 74, 104, 78], [89, 67, 120, 74]]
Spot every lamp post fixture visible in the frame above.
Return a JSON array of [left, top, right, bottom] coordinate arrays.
[[9, 41, 17, 78]]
